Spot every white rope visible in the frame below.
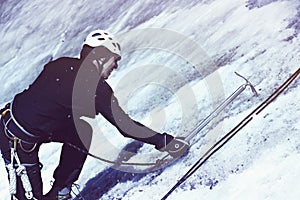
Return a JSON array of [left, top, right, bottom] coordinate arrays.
[[16, 165, 33, 199], [14, 151, 34, 200], [7, 148, 17, 195], [7, 163, 17, 195], [7, 146, 34, 200]]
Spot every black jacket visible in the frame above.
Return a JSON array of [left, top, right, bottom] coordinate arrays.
[[11, 56, 168, 148]]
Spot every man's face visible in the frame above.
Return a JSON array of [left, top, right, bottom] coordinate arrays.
[[91, 46, 121, 79], [100, 55, 121, 79]]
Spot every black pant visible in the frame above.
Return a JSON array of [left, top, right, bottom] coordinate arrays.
[[50, 118, 91, 189], [0, 114, 91, 199]]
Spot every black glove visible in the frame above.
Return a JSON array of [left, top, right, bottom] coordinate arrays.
[[155, 133, 190, 158]]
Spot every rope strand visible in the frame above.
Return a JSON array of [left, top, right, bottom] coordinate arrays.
[[162, 68, 300, 199], [66, 142, 171, 168]]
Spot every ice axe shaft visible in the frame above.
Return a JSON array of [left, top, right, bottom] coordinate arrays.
[[185, 72, 257, 142]]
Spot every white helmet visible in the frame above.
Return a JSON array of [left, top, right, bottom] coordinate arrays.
[[84, 30, 121, 56]]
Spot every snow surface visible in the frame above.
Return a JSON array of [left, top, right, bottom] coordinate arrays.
[[0, 0, 300, 199]]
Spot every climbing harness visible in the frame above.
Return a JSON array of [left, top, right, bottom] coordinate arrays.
[[1, 106, 38, 154], [3, 114, 38, 153]]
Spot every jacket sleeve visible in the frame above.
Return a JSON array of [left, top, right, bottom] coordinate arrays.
[[95, 81, 172, 148]]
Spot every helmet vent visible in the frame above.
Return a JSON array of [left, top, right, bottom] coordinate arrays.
[[92, 33, 101, 37], [97, 38, 105, 41]]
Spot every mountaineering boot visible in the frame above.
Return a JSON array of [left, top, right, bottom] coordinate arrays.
[[43, 183, 72, 200]]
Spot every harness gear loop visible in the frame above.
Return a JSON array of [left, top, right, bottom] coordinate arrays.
[[19, 141, 37, 153]]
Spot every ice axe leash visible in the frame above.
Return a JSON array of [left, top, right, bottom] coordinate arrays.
[[66, 142, 167, 167], [67, 72, 257, 170], [161, 68, 300, 200]]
